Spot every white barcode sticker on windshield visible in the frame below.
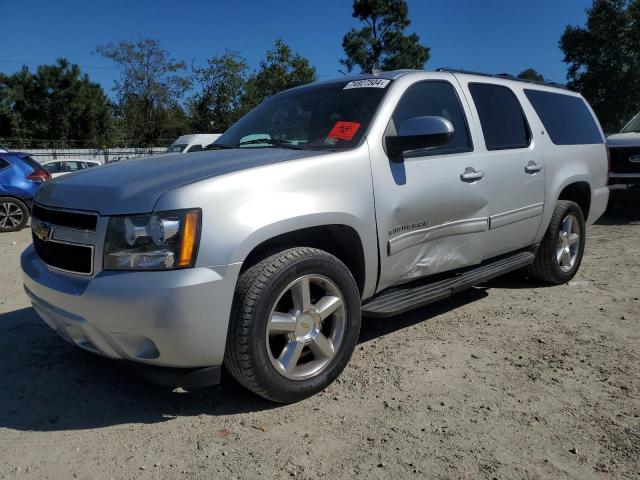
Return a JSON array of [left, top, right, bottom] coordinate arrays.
[[344, 79, 390, 89]]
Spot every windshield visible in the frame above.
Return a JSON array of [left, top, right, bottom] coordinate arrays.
[[212, 80, 391, 151], [166, 144, 187, 153], [621, 113, 640, 133]]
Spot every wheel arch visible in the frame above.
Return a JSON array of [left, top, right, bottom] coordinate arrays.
[[236, 220, 370, 298], [558, 181, 591, 220]]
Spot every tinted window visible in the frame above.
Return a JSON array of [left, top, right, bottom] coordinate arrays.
[[622, 113, 640, 133], [469, 83, 530, 150], [524, 89, 604, 145], [20, 155, 43, 171], [66, 161, 85, 171], [392, 81, 472, 154], [0, 158, 9, 170], [43, 162, 64, 173]]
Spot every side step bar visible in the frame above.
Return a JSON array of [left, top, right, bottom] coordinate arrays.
[[362, 250, 535, 318]]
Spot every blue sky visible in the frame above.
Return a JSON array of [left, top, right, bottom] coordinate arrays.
[[1, 0, 593, 94]]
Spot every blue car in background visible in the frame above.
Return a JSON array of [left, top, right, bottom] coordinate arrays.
[[0, 150, 50, 232]]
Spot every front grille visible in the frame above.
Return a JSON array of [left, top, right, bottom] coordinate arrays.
[[33, 235, 93, 275], [31, 203, 97, 275], [32, 204, 98, 230], [609, 147, 640, 174]]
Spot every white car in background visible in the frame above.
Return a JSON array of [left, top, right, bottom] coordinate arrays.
[[42, 160, 101, 178], [165, 134, 222, 153]]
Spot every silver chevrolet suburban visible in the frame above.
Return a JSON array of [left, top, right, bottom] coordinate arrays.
[[21, 69, 609, 403]]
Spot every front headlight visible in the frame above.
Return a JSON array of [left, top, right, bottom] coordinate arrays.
[[104, 209, 201, 270]]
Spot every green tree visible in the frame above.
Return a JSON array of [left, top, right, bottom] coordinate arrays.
[[241, 39, 316, 112], [0, 59, 112, 148], [97, 38, 191, 146], [517, 68, 545, 82], [560, 0, 640, 132], [341, 0, 430, 73], [189, 51, 248, 133]]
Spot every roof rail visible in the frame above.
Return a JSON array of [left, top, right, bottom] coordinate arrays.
[[436, 67, 567, 90]]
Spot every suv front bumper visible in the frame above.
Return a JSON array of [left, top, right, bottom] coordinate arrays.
[[21, 244, 241, 369]]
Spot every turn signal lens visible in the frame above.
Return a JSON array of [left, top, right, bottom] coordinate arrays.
[[177, 211, 200, 267]]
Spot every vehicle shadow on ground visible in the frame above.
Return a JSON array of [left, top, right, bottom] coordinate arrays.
[[596, 199, 640, 225], [0, 288, 489, 433]]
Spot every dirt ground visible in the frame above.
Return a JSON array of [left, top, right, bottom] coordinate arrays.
[[0, 205, 638, 480]]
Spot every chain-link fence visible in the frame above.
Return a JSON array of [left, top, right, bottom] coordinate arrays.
[[0, 139, 175, 163], [23, 147, 168, 164]]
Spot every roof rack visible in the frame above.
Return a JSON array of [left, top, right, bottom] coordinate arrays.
[[436, 68, 567, 90]]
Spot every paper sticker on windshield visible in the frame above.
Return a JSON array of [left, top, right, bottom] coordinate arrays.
[[344, 79, 390, 89], [328, 121, 361, 141]]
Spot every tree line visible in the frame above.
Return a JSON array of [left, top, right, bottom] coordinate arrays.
[[0, 0, 638, 149]]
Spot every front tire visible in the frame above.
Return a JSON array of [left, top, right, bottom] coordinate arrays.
[[224, 247, 361, 403], [0, 197, 29, 232], [528, 200, 586, 284]]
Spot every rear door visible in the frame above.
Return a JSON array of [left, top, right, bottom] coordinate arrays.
[[371, 79, 490, 291], [459, 80, 545, 258]]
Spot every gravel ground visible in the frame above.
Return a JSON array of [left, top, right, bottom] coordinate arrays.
[[0, 206, 638, 480]]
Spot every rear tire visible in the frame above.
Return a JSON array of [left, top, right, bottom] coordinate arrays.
[[0, 197, 29, 232], [528, 200, 585, 284], [224, 247, 361, 403]]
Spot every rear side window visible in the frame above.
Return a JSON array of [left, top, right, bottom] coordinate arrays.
[[0, 158, 10, 170], [44, 162, 64, 173], [469, 83, 530, 150], [524, 89, 604, 145], [392, 80, 472, 155]]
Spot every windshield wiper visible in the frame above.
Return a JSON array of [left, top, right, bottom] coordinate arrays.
[[205, 143, 234, 150], [237, 138, 308, 150]]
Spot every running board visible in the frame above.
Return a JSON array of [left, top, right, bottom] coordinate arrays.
[[362, 251, 535, 318]]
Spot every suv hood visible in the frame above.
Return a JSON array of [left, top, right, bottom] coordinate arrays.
[[607, 132, 640, 147], [36, 149, 322, 215]]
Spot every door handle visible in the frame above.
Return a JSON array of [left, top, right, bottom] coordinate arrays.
[[460, 167, 484, 182], [525, 161, 543, 174]]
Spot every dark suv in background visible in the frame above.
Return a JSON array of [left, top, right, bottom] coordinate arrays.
[[607, 112, 640, 194], [0, 151, 50, 232]]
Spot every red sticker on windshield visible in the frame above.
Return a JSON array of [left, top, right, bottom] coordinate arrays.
[[328, 121, 361, 141]]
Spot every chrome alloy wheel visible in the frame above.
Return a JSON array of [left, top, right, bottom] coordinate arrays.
[[556, 213, 580, 272], [266, 274, 346, 381], [0, 202, 24, 229]]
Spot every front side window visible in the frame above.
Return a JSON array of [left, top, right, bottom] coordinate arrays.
[[391, 80, 472, 155], [469, 83, 530, 150], [524, 89, 603, 145], [213, 81, 390, 151]]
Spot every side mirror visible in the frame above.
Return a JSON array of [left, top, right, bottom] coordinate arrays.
[[385, 116, 454, 161], [187, 144, 203, 153]]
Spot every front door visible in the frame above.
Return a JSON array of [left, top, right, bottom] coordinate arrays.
[[370, 79, 490, 292]]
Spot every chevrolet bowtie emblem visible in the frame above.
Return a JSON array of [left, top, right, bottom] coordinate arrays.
[[34, 222, 52, 242]]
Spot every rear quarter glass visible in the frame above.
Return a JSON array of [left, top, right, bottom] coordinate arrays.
[[524, 89, 604, 145]]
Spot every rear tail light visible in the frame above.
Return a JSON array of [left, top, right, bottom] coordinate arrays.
[[26, 169, 51, 182]]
